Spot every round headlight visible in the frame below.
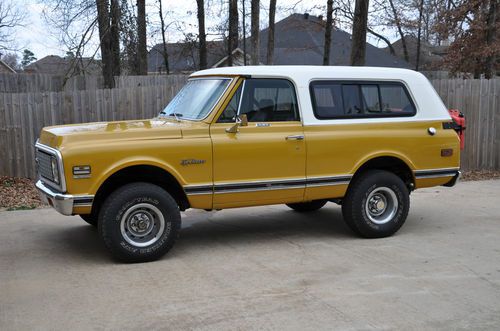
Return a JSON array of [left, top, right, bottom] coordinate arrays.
[[51, 157, 60, 184]]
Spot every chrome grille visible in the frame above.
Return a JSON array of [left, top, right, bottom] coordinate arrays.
[[36, 149, 55, 182]]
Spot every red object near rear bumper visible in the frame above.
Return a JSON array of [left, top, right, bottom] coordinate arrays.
[[448, 109, 466, 150]]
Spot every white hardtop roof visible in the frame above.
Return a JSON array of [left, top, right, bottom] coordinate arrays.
[[190, 65, 427, 84]]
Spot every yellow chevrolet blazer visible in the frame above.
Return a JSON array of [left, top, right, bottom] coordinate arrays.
[[35, 66, 462, 262]]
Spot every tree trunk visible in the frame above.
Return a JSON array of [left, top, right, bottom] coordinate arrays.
[[243, 0, 247, 65], [388, 0, 409, 63], [250, 0, 260, 65], [266, 0, 276, 65], [350, 0, 369, 66], [96, 0, 114, 88], [323, 0, 333, 65], [137, 0, 147, 75], [228, 0, 239, 66], [196, 0, 207, 69], [484, 0, 497, 79], [110, 0, 121, 77], [415, 0, 424, 71], [158, 0, 170, 74]]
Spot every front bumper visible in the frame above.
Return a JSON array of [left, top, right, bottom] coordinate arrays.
[[36, 180, 94, 216]]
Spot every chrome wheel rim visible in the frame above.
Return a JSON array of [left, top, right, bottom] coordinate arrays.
[[365, 187, 398, 225], [120, 203, 165, 247]]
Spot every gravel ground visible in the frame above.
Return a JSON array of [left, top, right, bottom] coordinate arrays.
[[1, 170, 499, 210]]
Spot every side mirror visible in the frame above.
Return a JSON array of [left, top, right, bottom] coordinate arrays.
[[225, 114, 248, 133]]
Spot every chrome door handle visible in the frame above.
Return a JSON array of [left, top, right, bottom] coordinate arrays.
[[286, 135, 304, 141]]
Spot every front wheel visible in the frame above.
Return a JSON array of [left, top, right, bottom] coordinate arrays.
[[98, 182, 181, 263], [80, 214, 97, 227], [342, 170, 409, 238]]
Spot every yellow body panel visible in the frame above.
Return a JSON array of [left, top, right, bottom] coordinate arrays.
[[37, 75, 460, 216], [210, 121, 306, 209]]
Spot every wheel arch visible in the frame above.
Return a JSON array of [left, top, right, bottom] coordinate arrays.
[[351, 154, 415, 190], [90, 163, 190, 218]]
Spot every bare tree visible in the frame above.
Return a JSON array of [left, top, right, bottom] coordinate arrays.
[[196, 0, 207, 69], [350, 0, 369, 66], [96, 0, 114, 87], [250, 0, 260, 65], [158, 0, 170, 74], [336, 1, 395, 54], [323, 0, 334, 65], [42, 0, 101, 79], [387, 0, 409, 62], [136, 0, 147, 75], [1, 52, 19, 70], [267, 0, 277, 64], [484, 0, 497, 78], [110, 0, 121, 76], [415, 0, 424, 71], [242, 0, 247, 65], [228, 0, 239, 66], [0, 0, 26, 51]]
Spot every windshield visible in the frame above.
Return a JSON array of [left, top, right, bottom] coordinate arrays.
[[159, 78, 231, 120]]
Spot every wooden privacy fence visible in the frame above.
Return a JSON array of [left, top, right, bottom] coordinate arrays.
[[0, 73, 188, 93], [431, 78, 500, 172], [0, 83, 185, 178], [0, 77, 499, 178]]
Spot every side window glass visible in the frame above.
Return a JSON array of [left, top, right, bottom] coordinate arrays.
[[311, 84, 343, 118], [361, 85, 381, 114], [380, 85, 416, 114], [342, 85, 362, 115], [310, 81, 416, 119], [240, 79, 299, 122], [217, 84, 242, 123]]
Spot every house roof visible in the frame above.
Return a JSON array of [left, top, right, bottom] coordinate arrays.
[[0, 59, 17, 73], [24, 55, 101, 76], [383, 36, 448, 70], [149, 13, 410, 73]]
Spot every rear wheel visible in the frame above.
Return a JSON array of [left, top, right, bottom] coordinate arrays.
[[286, 200, 327, 212], [342, 170, 409, 238], [98, 182, 181, 263]]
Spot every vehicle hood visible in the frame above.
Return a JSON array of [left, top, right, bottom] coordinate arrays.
[[39, 119, 200, 149]]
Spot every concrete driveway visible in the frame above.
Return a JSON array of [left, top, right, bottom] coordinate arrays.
[[1, 180, 500, 330]]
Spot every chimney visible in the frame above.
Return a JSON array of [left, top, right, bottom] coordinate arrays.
[[318, 15, 323, 21], [303, 13, 309, 19]]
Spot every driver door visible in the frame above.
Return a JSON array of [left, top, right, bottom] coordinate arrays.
[[210, 78, 306, 209]]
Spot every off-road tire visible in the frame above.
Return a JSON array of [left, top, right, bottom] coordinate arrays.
[[342, 170, 409, 238], [98, 182, 181, 263], [80, 214, 97, 227], [286, 200, 327, 212]]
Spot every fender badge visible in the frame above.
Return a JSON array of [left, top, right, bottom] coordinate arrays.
[[181, 159, 206, 166]]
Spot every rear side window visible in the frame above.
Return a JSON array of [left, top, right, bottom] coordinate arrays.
[[310, 81, 416, 119]]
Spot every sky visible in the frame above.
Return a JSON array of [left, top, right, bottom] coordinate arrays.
[[8, 0, 399, 62]]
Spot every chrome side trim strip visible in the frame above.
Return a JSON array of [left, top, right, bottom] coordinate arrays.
[[184, 175, 353, 196], [414, 167, 460, 179]]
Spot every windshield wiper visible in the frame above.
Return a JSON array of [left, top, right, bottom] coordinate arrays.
[[159, 111, 183, 121]]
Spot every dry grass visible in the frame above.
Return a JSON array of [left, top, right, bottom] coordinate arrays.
[[461, 170, 500, 181], [0, 177, 42, 210]]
